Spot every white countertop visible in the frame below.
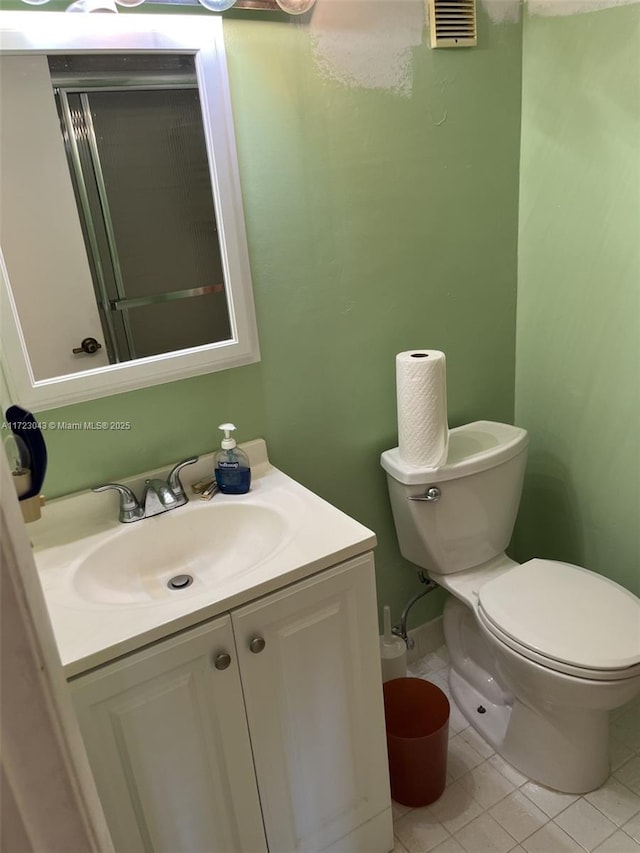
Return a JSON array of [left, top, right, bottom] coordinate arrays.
[[30, 440, 376, 678]]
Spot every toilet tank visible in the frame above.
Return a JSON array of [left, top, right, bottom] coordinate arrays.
[[381, 421, 528, 575]]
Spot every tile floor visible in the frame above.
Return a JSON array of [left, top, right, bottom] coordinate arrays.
[[392, 646, 640, 853]]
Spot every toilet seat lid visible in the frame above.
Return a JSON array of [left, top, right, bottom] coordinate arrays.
[[478, 560, 640, 672]]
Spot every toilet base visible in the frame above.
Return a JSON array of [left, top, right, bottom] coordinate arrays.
[[443, 595, 617, 793], [449, 665, 610, 793], [449, 668, 511, 754]]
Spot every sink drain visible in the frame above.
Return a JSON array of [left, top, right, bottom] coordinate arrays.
[[167, 574, 194, 590]]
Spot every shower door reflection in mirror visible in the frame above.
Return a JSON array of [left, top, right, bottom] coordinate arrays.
[[51, 54, 232, 365], [0, 13, 259, 411]]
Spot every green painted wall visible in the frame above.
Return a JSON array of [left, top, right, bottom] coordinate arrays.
[[3, 6, 523, 626], [515, 4, 640, 595]]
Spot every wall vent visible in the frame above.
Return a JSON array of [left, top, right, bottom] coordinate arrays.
[[428, 0, 477, 48]]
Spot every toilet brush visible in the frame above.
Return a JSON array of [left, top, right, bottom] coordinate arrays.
[[380, 605, 407, 683]]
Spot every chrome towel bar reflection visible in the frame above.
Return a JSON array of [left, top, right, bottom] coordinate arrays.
[[111, 284, 225, 312]]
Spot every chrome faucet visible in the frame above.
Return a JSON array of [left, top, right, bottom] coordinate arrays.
[[142, 478, 179, 517], [93, 457, 198, 523]]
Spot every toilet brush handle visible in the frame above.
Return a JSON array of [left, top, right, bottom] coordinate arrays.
[[383, 605, 393, 644]]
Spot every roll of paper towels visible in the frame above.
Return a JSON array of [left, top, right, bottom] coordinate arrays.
[[396, 350, 449, 468]]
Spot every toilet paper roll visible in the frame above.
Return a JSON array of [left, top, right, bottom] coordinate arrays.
[[396, 350, 449, 468], [380, 635, 407, 683]]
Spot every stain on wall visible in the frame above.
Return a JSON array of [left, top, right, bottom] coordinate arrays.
[[309, 0, 424, 96]]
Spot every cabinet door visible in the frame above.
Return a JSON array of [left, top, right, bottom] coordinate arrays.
[[70, 614, 267, 853], [233, 553, 392, 853]]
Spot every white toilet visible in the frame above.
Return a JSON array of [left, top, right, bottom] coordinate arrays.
[[381, 421, 640, 794]]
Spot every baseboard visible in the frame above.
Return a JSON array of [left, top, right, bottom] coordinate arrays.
[[406, 615, 444, 664]]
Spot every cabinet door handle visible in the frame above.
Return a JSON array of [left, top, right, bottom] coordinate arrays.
[[249, 636, 266, 654], [214, 652, 232, 670]]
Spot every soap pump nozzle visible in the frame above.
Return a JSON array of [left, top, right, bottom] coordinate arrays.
[[218, 423, 237, 450]]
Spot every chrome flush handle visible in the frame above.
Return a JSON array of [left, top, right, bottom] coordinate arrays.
[[408, 487, 441, 502]]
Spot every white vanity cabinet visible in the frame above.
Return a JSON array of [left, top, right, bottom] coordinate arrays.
[[70, 612, 267, 853], [69, 553, 393, 853]]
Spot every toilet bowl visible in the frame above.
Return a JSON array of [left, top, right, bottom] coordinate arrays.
[[381, 421, 640, 794]]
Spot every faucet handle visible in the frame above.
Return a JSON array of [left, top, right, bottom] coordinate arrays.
[[92, 483, 144, 523], [167, 456, 199, 501]]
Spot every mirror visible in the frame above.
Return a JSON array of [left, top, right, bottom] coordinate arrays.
[[0, 13, 260, 410]]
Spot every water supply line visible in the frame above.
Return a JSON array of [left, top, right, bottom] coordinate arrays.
[[392, 570, 438, 651]]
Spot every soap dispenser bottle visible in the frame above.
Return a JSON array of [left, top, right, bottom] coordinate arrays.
[[214, 423, 251, 494]]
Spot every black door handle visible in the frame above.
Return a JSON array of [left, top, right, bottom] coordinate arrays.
[[72, 337, 102, 355]]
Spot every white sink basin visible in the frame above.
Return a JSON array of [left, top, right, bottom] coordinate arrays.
[[31, 440, 376, 676], [72, 501, 290, 605]]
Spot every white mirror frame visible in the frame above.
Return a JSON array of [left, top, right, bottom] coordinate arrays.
[[0, 12, 259, 411]]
